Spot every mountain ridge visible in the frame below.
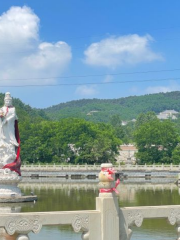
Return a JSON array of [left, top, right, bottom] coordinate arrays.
[[43, 91, 180, 122], [1, 91, 180, 123]]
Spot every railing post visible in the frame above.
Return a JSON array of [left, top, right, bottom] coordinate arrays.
[[170, 163, 173, 170], [69, 163, 71, 170], [96, 163, 120, 240], [118, 163, 121, 171]]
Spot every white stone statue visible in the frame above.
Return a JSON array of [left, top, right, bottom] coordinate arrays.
[[0, 92, 21, 174], [0, 92, 22, 198]]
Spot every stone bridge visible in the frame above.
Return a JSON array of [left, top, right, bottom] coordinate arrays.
[[20, 163, 180, 181]]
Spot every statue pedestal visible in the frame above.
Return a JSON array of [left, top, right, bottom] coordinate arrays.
[[0, 169, 37, 203], [0, 168, 22, 198]]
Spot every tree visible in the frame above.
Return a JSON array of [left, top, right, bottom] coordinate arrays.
[[122, 121, 136, 143], [135, 111, 157, 129], [172, 143, 180, 164], [134, 119, 178, 164], [109, 114, 126, 141], [20, 118, 122, 164]]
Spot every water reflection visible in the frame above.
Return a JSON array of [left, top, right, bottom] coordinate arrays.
[[19, 181, 180, 211], [1, 180, 180, 240]]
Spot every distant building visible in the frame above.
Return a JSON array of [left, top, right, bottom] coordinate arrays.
[[157, 110, 179, 120], [86, 110, 99, 116], [121, 119, 136, 126], [122, 121, 128, 126], [116, 144, 138, 164]]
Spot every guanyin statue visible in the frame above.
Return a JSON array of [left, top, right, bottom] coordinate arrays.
[[0, 92, 21, 176]]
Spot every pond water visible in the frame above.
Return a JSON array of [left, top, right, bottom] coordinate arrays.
[[1, 180, 180, 240]]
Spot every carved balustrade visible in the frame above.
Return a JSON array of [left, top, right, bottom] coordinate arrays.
[[119, 205, 180, 240], [0, 210, 100, 240], [21, 163, 180, 171], [1, 163, 180, 240], [1, 205, 180, 240]]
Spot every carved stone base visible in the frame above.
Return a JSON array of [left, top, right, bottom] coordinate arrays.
[[0, 184, 22, 197], [0, 168, 22, 198]]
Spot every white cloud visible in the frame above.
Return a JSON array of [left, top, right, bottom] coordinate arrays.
[[84, 34, 163, 68], [103, 75, 114, 83], [145, 81, 180, 94], [0, 6, 72, 86], [75, 85, 98, 96], [130, 86, 139, 93], [0, 6, 39, 45]]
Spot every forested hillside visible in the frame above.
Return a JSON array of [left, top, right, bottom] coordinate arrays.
[[2, 91, 179, 124], [44, 91, 180, 122]]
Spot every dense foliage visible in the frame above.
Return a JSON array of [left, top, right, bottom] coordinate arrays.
[[134, 116, 179, 164], [20, 118, 121, 164]]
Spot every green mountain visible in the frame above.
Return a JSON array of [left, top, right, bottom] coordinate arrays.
[[2, 91, 180, 124], [0, 93, 49, 123], [44, 91, 180, 122]]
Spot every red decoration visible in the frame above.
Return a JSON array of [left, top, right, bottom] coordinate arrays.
[[99, 167, 120, 194], [3, 120, 21, 176], [99, 179, 120, 194]]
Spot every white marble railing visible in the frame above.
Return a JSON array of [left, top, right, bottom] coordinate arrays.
[[21, 163, 100, 171], [21, 163, 180, 171], [1, 196, 180, 240], [1, 163, 180, 240], [119, 205, 180, 240], [0, 210, 100, 240]]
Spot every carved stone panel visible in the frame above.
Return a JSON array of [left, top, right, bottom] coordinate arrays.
[[127, 210, 143, 227], [5, 216, 42, 235], [72, 214, 89, 233], [168, 209, 180, 225]]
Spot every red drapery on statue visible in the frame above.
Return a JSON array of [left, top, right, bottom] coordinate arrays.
[[3, 120, 21, 176]]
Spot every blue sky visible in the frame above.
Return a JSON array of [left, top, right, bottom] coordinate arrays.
[[0, 0, 180, 108]]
